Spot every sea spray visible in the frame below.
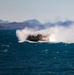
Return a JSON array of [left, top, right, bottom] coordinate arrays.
[[16, 24, 74, 43]]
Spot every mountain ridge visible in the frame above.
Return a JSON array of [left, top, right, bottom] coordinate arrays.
[[0, 19, 74, 30]]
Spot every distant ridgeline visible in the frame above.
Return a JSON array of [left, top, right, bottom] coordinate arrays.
[[0, 19, 73, 30]]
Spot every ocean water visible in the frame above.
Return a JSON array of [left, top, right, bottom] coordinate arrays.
[[0, 30, 74, 75]]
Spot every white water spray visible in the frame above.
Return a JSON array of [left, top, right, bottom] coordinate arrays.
[[16, 24, 74, 43]]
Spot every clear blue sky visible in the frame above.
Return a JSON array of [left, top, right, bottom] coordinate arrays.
[[0, 0, 74, 23]]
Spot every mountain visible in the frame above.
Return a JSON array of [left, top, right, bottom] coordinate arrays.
[[55, 20, 74, 26], [23, 19, 42, 25], [0, 19, 10, 24], [0, 19, 74, 30], [43, 22, 53, 28], [0, 19, 44, 30], [43, 20, 74, 28]]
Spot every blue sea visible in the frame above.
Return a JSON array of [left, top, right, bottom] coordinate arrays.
[[0, 30, 74, 75]]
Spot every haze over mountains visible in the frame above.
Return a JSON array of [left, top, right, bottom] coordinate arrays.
[[0, 19, 74, 30], [0, 19, 10, 24]]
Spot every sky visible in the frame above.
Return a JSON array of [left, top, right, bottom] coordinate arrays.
[[0, 0, 74, 23]]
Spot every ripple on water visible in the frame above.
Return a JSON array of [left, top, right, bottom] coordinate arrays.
[[2, 49, 8, 52]]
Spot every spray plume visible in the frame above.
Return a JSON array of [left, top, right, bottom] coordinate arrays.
[[16, 24, 74, 43]]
